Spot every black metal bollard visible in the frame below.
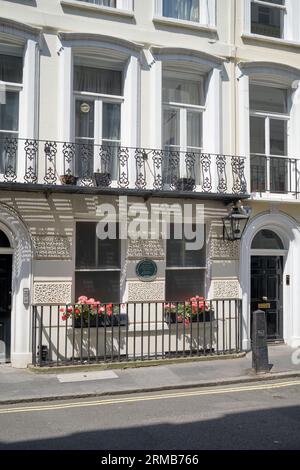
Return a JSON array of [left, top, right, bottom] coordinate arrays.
[[252, 310, 269, 373]]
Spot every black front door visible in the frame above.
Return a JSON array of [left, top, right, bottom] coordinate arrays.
[[0, 255, 12, 362], [251, 256, 283, 341]]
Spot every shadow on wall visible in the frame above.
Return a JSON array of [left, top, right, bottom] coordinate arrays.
[[0, 405, 299, 450]]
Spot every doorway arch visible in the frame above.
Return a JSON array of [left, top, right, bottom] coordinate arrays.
[[0, 228, 13, 362], [250, 229, 286, 341], [0, 203, 32, 367], [240, 212, 300, 350]]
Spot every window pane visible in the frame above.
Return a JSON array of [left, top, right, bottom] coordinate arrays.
[[166, 269, 205, 301], [163, 0, 199, 22], [251, 2, 283, 38], [75, 271, 120, 303], [74, 66, 122, 95], [270, 157, 288, 192], [251, 229, 284, 250], [187, 112, 202, 149], [75, 100, 94, 138], [102, 103, 120, 141], [250, 85, 287, 114], [97, 223, 120, 268], [167, 224, 206, 267], [0, 55, 22, 83], [250, 116, 265, 154], [270, 119, 287, 155], [76, 222, 96, 268], [0, 230, 10, 247], [251, 155, 267, 192], [163, 77, 204, 105], [163, 108, 180, 151]]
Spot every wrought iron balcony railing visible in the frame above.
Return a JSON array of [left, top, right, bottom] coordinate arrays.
[[251, 154, 300, 197], [0, 137, 247, 196]]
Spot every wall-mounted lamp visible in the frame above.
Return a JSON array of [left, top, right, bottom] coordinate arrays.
[[222, 203, 251, 241]]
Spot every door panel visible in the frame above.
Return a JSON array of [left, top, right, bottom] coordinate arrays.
[[251, 256, 283, 341], [0, 255, 12, 362]]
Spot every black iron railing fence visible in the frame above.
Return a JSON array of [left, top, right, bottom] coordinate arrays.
[[251, 154, 300, 197], [0, 137, 247, 195], [32, 300, 242, 367]]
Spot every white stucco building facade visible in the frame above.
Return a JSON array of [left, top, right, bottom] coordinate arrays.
[[0, 0, 300, 368]]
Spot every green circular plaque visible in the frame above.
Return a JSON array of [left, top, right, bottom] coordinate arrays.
[[136, 259, 158, 281]]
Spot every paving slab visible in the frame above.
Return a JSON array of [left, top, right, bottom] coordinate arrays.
[[0, 345, 299, 404]]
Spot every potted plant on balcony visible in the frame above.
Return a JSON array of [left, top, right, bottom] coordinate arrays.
[[94, 169, 111, 187], [59, 174, 78, 185], [175, 177, 196, 191]]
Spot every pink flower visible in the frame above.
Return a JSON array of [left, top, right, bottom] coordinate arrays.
[[78, 296, 88, 303], [59, 307, 65, 313]]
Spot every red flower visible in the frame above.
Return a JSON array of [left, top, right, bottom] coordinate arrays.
[[59, 307, 65, 313]]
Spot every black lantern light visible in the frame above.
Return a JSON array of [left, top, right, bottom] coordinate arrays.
[[222, 203, 251, 241]]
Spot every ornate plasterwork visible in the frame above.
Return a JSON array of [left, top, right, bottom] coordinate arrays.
[[33, 282, 72, 305], [127, 281, 165, 302], [212, 279, 241, 299], [209, 238, 240, 260], [127, 239, 165, 260], [32, 235, 72, 260]]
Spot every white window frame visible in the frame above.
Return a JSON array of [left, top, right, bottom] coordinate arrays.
[[62, 0, 133, 13], [162, 70, 205, 179], [154, 0, 216, 27], [73, 63, 124, 178], [249, 82, 290, 193], [245, 0, 289, 39], [0, 40, 37, 181]]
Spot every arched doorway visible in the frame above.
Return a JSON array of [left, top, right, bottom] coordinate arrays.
[[0, 230, 13, 363], [250, 230, 286, 341]]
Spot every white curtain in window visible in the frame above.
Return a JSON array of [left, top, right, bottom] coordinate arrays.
[[74, 66, 122, 95], [163, 77, 203, 105], [163, 0, 199, 21]]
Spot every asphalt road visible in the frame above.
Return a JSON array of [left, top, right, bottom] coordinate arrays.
[[0, 379, 300, 450]]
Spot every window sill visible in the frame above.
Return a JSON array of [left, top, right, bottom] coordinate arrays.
[[153, 16, 217, 34], [242, 32, 300, 49], [61, 0, 135, 19]]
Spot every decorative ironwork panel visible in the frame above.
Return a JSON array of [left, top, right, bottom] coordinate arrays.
[[216, 154, 227, 193], [44, 141, 57, 184], [152, 150, 164, 190], [3, 137, 17, 182], [118, 147, 129, 188], [62, 142, 75, 176], [231, 156, 247, 194], [134, 149, 147, 189], [163, 150, 180, 189], [24, 139, 38, 183], [200, 153, 212, 192]]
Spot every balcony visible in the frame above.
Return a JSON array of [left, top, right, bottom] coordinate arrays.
[[251, 155, 300, 198], [0, 137, 248, 201]]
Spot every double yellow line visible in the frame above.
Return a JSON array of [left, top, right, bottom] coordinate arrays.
[[0, 380, 299, 415]]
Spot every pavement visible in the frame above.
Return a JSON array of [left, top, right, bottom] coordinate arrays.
[[0, 344, 299, 405]]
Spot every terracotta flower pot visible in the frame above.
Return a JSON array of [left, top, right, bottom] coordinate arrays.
[[60, 175, 78, 185]]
